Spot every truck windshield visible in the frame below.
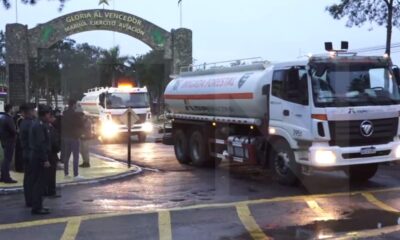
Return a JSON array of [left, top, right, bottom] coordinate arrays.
[[106, 92, 150, 109], [311, 63, 400, 107]]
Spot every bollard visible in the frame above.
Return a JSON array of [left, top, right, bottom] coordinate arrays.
[[127, 107, 132, 168]]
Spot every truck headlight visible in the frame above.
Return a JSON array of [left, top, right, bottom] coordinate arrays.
[[315, 150, 336, 166], [395, 145, 400, 159], [142, 122, 153, 133], [100, 121, 119, 138]]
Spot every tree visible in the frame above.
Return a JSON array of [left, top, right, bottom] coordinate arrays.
[[327, 0, 400, 55], [133, 50, 170, 114], [98, 46, 128, 87], [2, 0, 66, 10], [0, 30, 5, 66]]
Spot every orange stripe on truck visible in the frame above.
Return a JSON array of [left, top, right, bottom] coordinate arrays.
[[164, 93, 254, 100]]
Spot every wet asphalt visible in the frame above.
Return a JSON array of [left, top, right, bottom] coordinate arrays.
[[0, 135, 399, 239]]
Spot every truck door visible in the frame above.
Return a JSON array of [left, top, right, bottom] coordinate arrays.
[[270, 67, 311, 141]]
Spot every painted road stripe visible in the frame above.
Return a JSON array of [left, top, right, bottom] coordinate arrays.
[[60, 217, 81, 240], [158, 211, 172, 240], [305, 199, 327, 216], [335, 225, 400, 240], [1, 187, 400, 231], [362, 192, 399, 213], [236, 204, 270, 240]]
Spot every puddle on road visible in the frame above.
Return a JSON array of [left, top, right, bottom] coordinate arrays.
[[265, 209, 400, 240]]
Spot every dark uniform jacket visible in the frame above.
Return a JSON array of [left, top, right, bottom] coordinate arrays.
[[62, 109, 83, 139], [0, 113, 17, 145], [29, 120, 51, 164], [20, 117, 34, 157]]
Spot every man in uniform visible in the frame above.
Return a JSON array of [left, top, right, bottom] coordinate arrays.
[[0, 104, 17, 183], [30, 105, 52, 215], [45, 111, 61, 198], [19, 103, 36, 207]]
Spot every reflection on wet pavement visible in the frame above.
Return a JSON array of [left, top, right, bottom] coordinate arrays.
[[266, 209, 400, 240]]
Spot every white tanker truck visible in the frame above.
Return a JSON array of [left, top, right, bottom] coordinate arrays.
[[81, 83, 153, 142], [164, 46, 400, 185]]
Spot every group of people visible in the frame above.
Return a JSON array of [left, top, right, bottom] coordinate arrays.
[[0, 99, 93, 215]]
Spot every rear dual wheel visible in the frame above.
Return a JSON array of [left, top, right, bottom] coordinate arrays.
[[174, 129, 191, 164], [174, 128, 219, 167]]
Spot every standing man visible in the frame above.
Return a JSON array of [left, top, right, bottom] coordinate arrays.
[[62, 99, 84, 180], [14, 107, 24, 172], [19, 104, 36, 207], [30, 105, 52, 215], [0, 104, 17, 183], [45, 111, 61, 198], [78, 104, 92, 168]]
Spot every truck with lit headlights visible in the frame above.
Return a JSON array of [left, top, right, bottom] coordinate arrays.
[[164, 43, 400, 185], [81, 84, 153, 142]]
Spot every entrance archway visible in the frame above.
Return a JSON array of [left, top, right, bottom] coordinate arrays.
[[5, 9, 192, 104]]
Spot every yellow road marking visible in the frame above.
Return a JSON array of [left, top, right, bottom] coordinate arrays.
[[158, 211, 172, 240], [0, 186, 399, 231], [236, 204, 270, 240], [305, 199, 326, 216], [362, 192, 399, 212], [335, 225, 400, 240], [60, 217, 81, 240]]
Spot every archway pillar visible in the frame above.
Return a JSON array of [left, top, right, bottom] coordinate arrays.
[[171, 28, 192, 75], [5, 24, 30, 104]]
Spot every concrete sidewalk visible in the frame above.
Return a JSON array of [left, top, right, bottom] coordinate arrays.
[[0, 154, 141, 193]]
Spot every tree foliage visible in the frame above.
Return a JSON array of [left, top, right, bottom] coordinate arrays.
[[98, 46, 128, 87], [0, 30, 5, 66], [327, 0, 400, 54], [2, 0, 67, 10]]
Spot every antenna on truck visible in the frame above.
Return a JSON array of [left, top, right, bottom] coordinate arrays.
[[180, 57, 270, 74]]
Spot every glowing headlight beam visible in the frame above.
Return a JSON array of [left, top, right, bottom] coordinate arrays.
[[142, 122, 154, 133], [100, 121, 119, 138]]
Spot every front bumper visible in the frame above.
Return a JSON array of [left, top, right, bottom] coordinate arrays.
[[297, 141, 400, 167]]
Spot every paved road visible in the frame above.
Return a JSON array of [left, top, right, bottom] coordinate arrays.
[[0, 140, 399, 239]]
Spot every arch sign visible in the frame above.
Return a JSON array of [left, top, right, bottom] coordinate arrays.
[[5, 9, 192, 104]]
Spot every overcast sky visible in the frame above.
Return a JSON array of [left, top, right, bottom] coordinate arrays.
[[1, 0, 400, 64]]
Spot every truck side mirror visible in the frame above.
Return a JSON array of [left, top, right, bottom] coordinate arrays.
[[262, 84, 270, 95], [99, 93, 105, 108], [393, 66, 400, 85]]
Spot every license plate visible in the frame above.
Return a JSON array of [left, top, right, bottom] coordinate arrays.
[[360, 147, 377, 155]]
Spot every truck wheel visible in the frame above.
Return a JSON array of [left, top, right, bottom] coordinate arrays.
[[347, 164, 378, 183], [174, 129, 190, 164], [189, 130, 211, 167], [270, 139, 300, 186], [138, 133, 147, 143]]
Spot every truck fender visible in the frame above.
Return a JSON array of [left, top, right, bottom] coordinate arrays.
[[268, 127, 299, 150]]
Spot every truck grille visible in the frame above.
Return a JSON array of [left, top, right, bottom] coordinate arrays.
[[136, 114, 147, 124], [113, 114, 147, 125], [328, 118, 398, 147]]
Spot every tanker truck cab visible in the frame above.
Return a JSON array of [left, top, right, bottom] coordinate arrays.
[[165, 53, 400, 186], [81, 85, 153, 143]]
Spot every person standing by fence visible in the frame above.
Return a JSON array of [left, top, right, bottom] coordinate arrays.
[[0, 104, 17, 184]]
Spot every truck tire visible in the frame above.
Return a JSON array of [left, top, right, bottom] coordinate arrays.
[[189, 130, 212, 167], [174, 129, 191, 164], [269, 139, 301, 186], [347, 164, 378, 183], [138, 133, 147, 143]]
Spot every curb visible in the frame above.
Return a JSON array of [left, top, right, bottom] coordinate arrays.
[[0, 154, 143, 195]]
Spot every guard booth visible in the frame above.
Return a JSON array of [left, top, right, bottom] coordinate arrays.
[[0, 66, 6, 111]]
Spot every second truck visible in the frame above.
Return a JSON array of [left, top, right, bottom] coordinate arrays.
[[81, 82, 153, 142]]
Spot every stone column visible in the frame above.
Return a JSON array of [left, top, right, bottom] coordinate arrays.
[[171, 28, 192, 75], [5, 24, 30, 104]]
